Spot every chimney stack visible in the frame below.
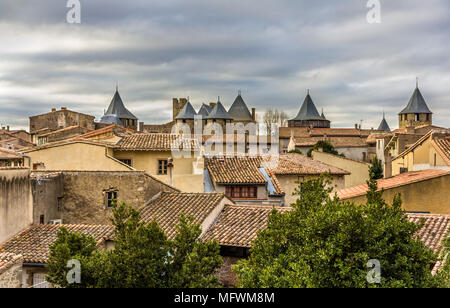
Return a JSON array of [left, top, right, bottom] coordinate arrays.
[[61, 107, 67, 111], [355, 124, 358, 129], [52, 108, 56, 112], [251, 108, 256, 122]]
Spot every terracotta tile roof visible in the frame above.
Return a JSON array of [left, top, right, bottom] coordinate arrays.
[[0, 147, 23, 159], [279, 127, 380, 139], [294, 136, 367, 148], [0, 252, 23, 275], [140, 192, 228, 239], [203, 204, 291, 247], [0, 225, 114, 264], [270, 153, 350, 176], [117, 133, 200, 151], [407, 213, 450, 274], [0, 166, 28, 170], [205, 156, 267, 184], [75, 124, 138, 140], [432, 138, 450, 166], [336, 169, 450, 200]]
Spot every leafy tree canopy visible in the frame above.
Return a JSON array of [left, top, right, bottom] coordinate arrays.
[[307, 141, 344, 157], [46, 202, 222, 288], [233, 176, 447, 288]]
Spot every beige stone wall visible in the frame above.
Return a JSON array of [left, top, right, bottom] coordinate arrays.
[[342, 174, 450, 214], [399, 113, 432, 129], [26, 142, 132, 171], [55, 171, 177, 225], [0, 168, 33, 243], [0, 262, 22, 288], [113, 150, 204, 192], [277, 174, 345, 206], [311, 151, 370, 187]]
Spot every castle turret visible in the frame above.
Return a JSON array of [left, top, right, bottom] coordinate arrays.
[[398, 81, 432, 129]]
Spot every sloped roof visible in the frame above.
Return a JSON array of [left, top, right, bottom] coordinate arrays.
[[377, 114, 391, 132], [399, 87, 432, 115], [0, 147, 22, 159], [432, 138, 450, 166], [206, 100, 232, 120], [0, 252, 22, 275], [227, 94, 253, 122], [140, 192, 227, 239], [270, 153, 350, 175], [100, 114, 124, 126], [106, 89, 138, 120], [336, 169, 450, 200], [203, 204, 291, 248], [117, 133, 200, 151], [0, 224, 114, 264], [175, 101, 197, 120], [290, 93, 323, 121], [205, 156, 267, 184], [198, 104, 213, 117]]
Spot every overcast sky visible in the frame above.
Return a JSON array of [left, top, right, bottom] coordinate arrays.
[[0, 0, 449, 130]]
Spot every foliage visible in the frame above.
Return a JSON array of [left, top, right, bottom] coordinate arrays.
[[307, 140, 344, 157], [233, 176, 445, 288], [47, 202, 222, 288], [288, 149, 302, 155], [369, 157, 384, 180]]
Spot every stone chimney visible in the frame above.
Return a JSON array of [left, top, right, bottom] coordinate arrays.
[[52, 108, 56, 112], [139, 122, 144, 132], [209, 102, 216, 108], [251, 108, 256, 122], [61, 107, 67, 111]]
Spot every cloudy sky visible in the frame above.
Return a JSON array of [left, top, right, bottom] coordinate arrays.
[[0, 0, 449, 130]]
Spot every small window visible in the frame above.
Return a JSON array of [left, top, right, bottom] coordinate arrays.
[[400, 167, 408, 174], [415, 114, 420, 121], [434, 153, 437, 166], [119, 159, 132, 166], [226, 186, 257, 198], [39, 215, 45, 224], [105, 190, 118, 207], [158, 160, 168, 175]]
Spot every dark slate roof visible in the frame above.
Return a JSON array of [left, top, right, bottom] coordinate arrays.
[[399, 87, 432, 115], [228, 94, 253, 122], [198, 104, 213, 117], [106, 89, 138, 120], [377, 114, 391, 132], [320, 109, 326, 120], [206, 100, 232, 120], [99, 114, 124, 126], [175, 101, 197, 120], [290, 93, 323, 121]]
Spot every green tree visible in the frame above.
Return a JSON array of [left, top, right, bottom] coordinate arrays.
[[288, 149, 302, 155], [307, 140, 344, 157], [47, 202, 222, 288], [369, 157, 383, 180], [233, 176, 446, 288]]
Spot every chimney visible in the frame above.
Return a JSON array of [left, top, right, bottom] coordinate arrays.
[[61, 107, 67, 111], [6, 126, 9, 131], [139, 122, 144, 132], [52, 108, 56, 112], [173, 98, 187, 121], [209, 102, 216, 108], [355, 124, 358, 129], [251, 108, 256, 122]]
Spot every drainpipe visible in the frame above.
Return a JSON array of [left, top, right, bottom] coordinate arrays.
[[23, 155, 31, 167], [168, 157, 174, 186]]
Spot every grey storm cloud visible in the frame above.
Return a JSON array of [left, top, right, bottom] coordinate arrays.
[[0, 0, 449, 130]]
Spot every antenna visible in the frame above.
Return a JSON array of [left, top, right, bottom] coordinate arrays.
[[218, 96, 220, 102]]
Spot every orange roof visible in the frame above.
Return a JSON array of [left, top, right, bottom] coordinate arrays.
[[432, 138, 450, 166], [0, 147, 23, 159], [336, 169, 450, 200]]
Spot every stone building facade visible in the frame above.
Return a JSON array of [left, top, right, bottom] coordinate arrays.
[[0, 253, 23, 288], [31, 170, 179, 225]]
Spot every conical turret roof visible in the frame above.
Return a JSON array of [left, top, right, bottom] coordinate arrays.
[[290, 92, 323, 121], [175, 100, 197, 120], [198, 104, 213, 117], [106, 88, 137, 120], [399, 87, 432, 115], [206, 99, 232, 120], [228, 94, 253, 122], [377, 113, 391, 132]]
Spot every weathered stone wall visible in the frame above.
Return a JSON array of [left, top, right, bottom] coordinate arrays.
[[31, 172, 64, 224], [32, 171, 179, 225], [0, 168, 33, 243], [29, 109, 95, 134], [0, 261, 23, 288]]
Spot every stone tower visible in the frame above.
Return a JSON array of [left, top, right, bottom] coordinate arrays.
[[398, 83, 432, 129]]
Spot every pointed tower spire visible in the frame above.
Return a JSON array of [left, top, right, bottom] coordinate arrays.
[[416, 77, 419, 89]]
